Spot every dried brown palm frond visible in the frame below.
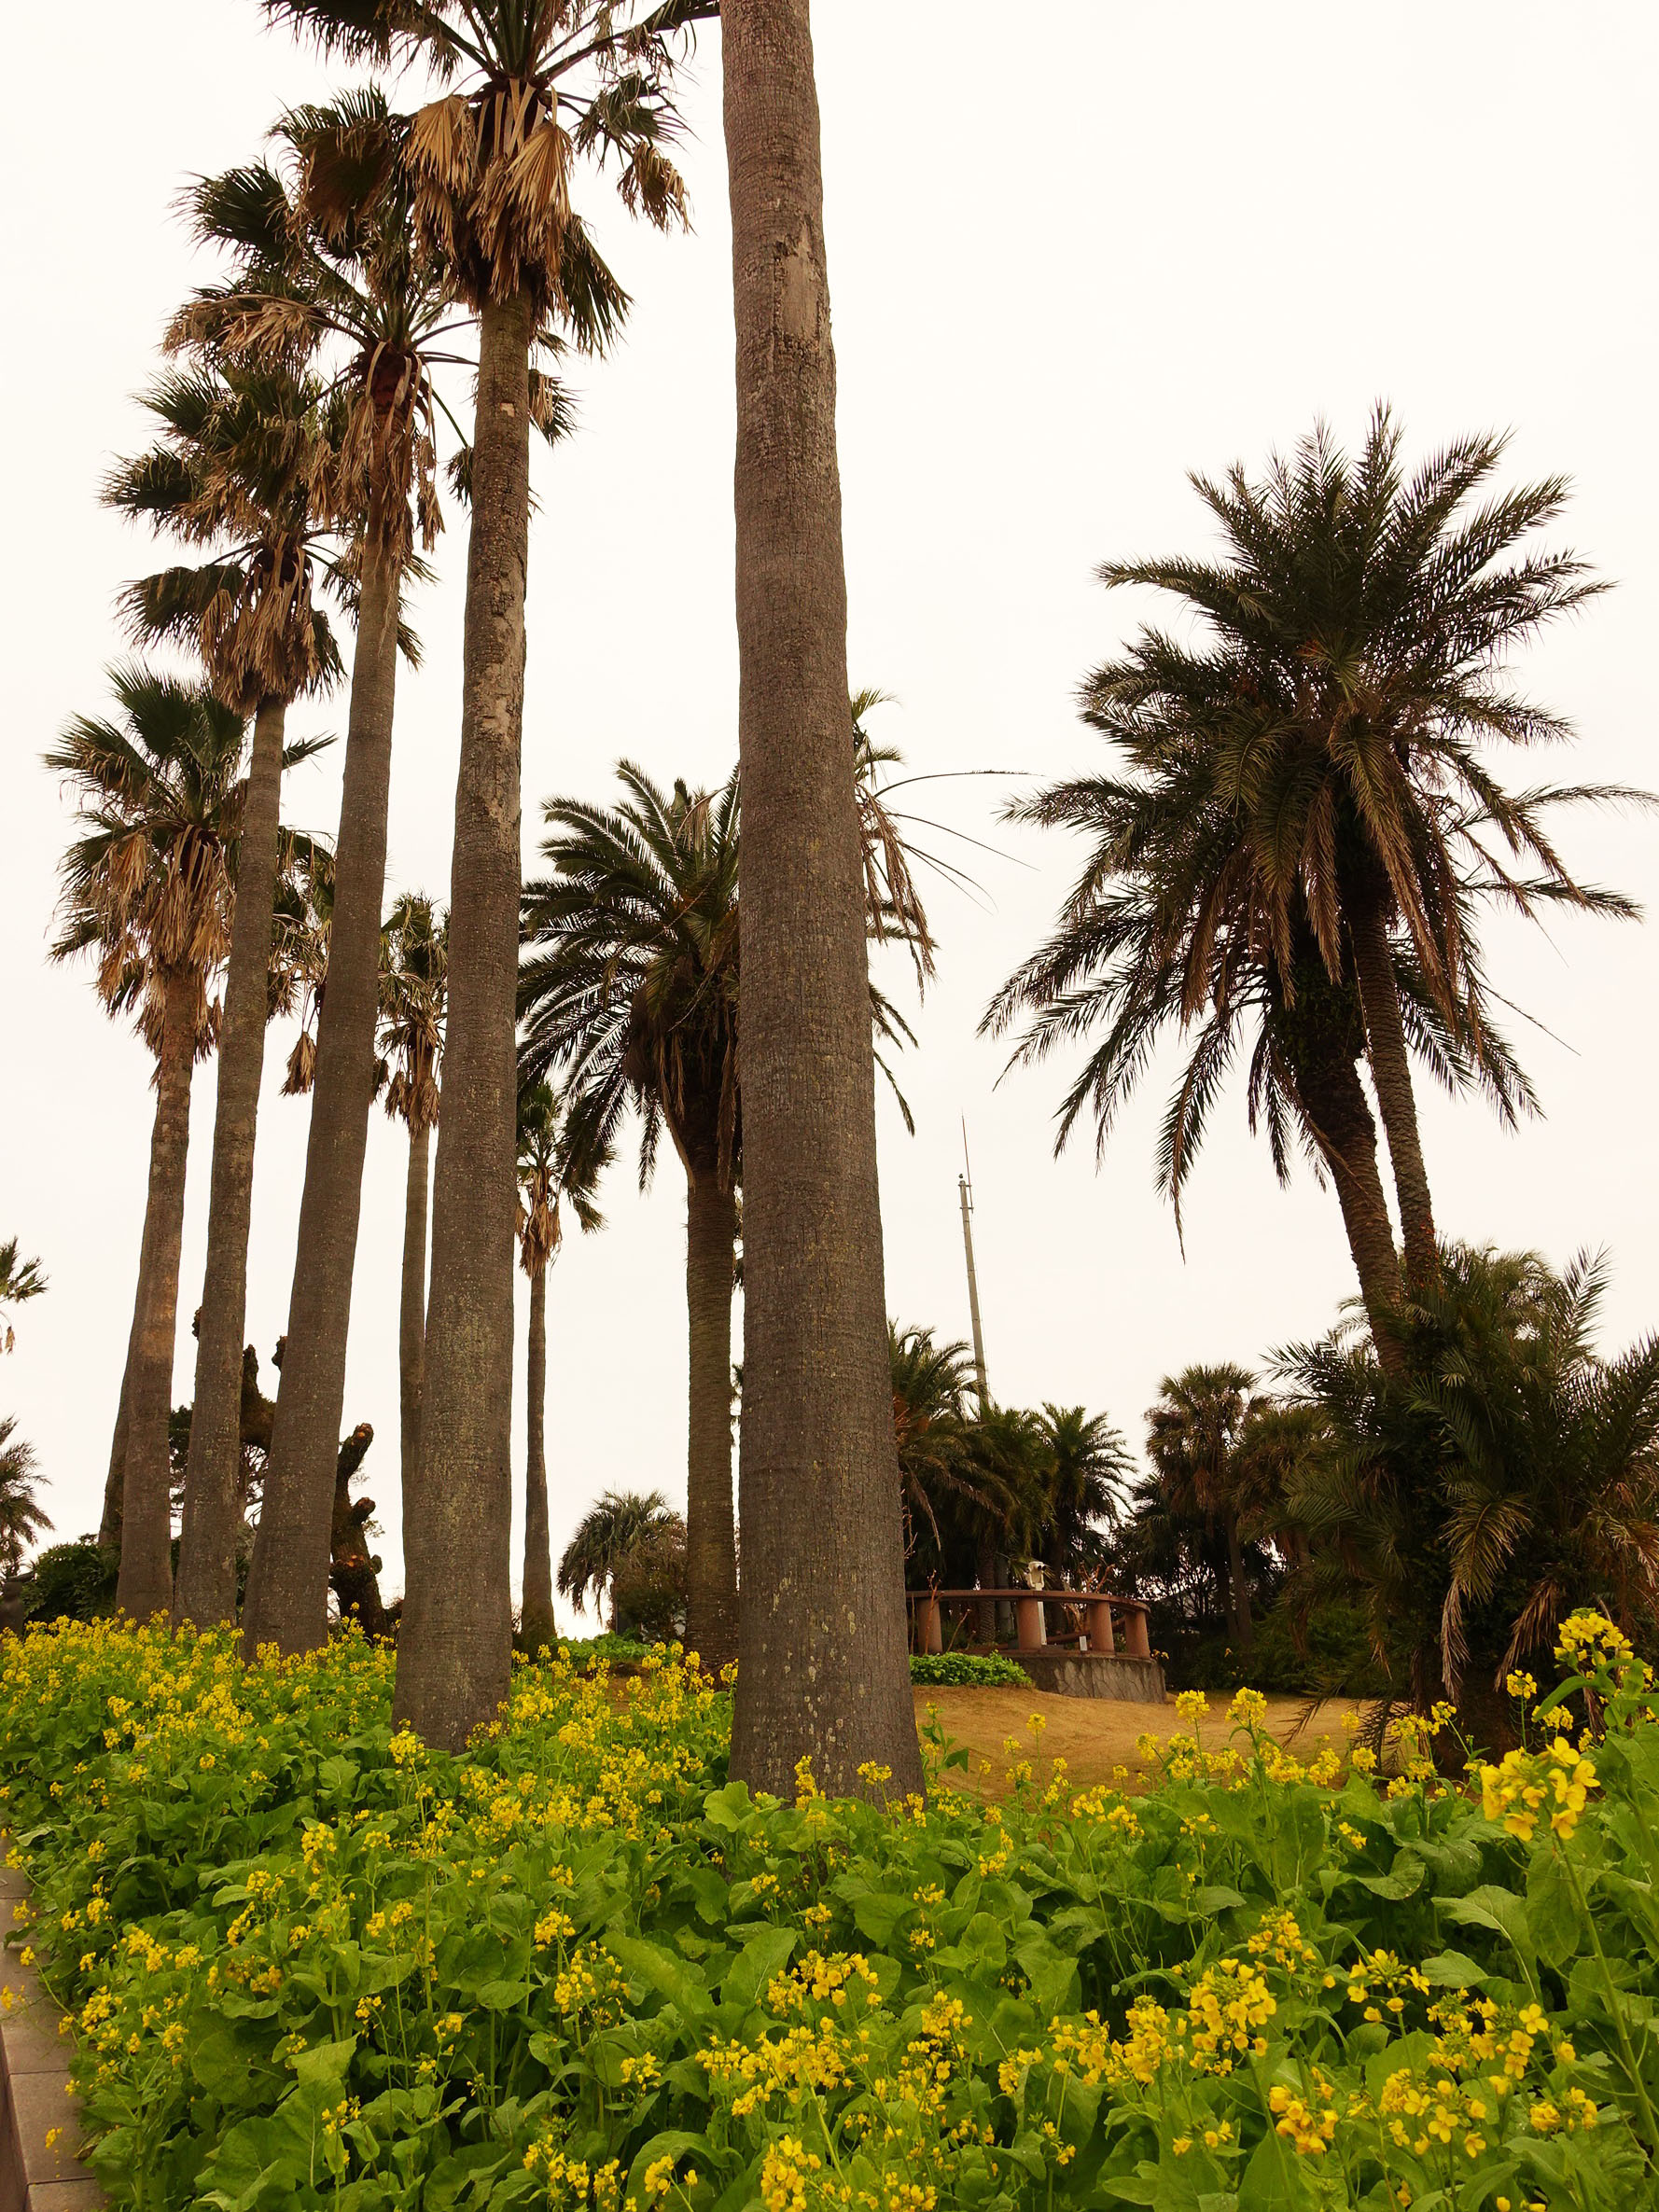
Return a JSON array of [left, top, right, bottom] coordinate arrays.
[[263, 1, 706, 333], [46, 667, 324, 1065], [378, 893, 448, 1136]]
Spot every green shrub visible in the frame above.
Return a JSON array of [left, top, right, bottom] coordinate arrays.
[[0, 1614, 1652, 2209], [909, 1649, 1030, 1688], [1164, 1600, 1391, 1698], [23, 1537, 118, 1623]]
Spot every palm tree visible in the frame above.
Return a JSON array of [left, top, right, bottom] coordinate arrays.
[[1283, 1245, 1659, 1730], [258, 0, 707, 1746], [46, 671, 318, 1617], [105, 360, 344, 1628], [0, 1420, 50, 1579], [171, 113, 457, 1659], [521, 768, 740, 1668], [520, 759, 922, 1674], [722, 0, 928, 1796], [515, 1081, 605, 1654], [888, 1322, 979, 1566], [1146, 1365, 1258, 1649], [1001, 411, 1633, 1296], [1038, 1404, 1133, 1579], [1232, 1397, 1330, 1572], [376, 894, 448, 1502], [0, 1242, 47, 1356], [984, 746, 1532, 1362], [557, 1488, 685, 1635]]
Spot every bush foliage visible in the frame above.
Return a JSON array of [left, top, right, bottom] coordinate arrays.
[[1, 1618, 1656, 2208], [908, 1651, 1031, 1690]]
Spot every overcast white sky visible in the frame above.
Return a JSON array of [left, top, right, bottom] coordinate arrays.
[[4, 5, 1656, 1631]]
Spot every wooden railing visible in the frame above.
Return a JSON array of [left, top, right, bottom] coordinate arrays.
[[908, 1587, 1152, 1661]]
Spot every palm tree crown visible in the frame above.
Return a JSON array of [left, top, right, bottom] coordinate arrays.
[[521, 765, 743, 1189], [0, 1242, 47, 1357], [260, 0, 708, 324], [377, 893, 449, 1138], [104, 361, 343, 716], [171, 94, 469, 570], [0, 1419, 50, 1579], [990, 410, 1640, 1301], [46, 670, 249, 1047], [556, 1487, 683, 1625], [516, 1079, 604, 1276]]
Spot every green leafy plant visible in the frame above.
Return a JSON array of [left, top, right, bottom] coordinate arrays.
[[2, 1613, 1656, 2209], [908, 1649, 1030, 1688]]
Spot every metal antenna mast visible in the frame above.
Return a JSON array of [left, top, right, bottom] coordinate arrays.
[[958, 1120, 988, 1406]]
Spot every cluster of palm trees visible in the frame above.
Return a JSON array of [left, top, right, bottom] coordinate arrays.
[[985, 416, 1658, 1715], [36, 0, 933, 1791], [32, 3, 1653, 1764], [1099, 1250, 1659, 1732]]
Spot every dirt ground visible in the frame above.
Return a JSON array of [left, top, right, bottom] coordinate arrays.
[[913, 1685, 1355, 1797]]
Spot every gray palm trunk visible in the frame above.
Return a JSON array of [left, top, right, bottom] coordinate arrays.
[[399, 1118, 431, 1510], [100, 1287, 144, 1551], [684, 1174, 737, 1670], [521, 1259, 555, 1654], [394, 293, 533, 1747], [1291, 1018, 1406, 1376], [1222, 1508, 1252, 1649], [242, 508, 402, 1655], [722, 0, 923, 1799], [175, 693, 287, 1625], [116, 965, 199, 1620], [1349, 889, 1439, 1287]]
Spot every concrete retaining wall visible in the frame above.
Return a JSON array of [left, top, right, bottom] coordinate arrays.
[[0, 1857, 103, 2212], [1013, 1650, 1167, 1704]]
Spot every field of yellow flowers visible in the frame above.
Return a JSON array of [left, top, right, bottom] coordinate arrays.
[[0, 1616, 1655, 2211]]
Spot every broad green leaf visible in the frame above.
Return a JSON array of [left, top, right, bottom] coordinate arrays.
[[1526, 1848, 1584, 1969], [1418, 1950, 1487, 1988], [720, 1924, 798, 2010]]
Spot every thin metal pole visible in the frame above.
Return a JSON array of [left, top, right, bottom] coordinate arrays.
[[958, 1123, 987, 1406]]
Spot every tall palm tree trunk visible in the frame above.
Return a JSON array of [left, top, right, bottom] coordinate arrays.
[[395, 293, 532, 1746], [1350, 891, 1438, 1287], [722, 0, 922, 1800], [399, 1119, 431, 1508], [1293, 1023, 1405, 1376], [685, 1175, 738, 1670], [117, 966, 198, 1619], [243, 516, 401, 1655], [176, 694, 287, 1626], [521, 1259, 555, 1653], [101, 1282, 144, 1551], [1223, 1508, 1252, 1649]]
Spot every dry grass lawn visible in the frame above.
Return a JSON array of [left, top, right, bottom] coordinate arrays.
[[913, 1684, 1357, 1797]]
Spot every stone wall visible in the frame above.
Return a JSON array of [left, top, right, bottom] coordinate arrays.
[[1012, 1651, 1167, 1704]]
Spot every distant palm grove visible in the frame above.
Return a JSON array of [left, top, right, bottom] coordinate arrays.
[[8, 0, 1659, 1802]]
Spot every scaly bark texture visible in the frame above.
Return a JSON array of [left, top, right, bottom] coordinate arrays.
[[394, 294, 532, 1746], [399, 1120, 431, 1509], [521, 1261, 556, 1654], [684, 1176, 738, 1671], [243, 516, 403, 1656], [1285, 966, 1405, 1376], [1349, 887, 1439, 1288], [101, 1280, 144, 1551], [722, 0, 923, 1799], [176, 694, 287, 1626], [116, 967, 198, 1620]]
